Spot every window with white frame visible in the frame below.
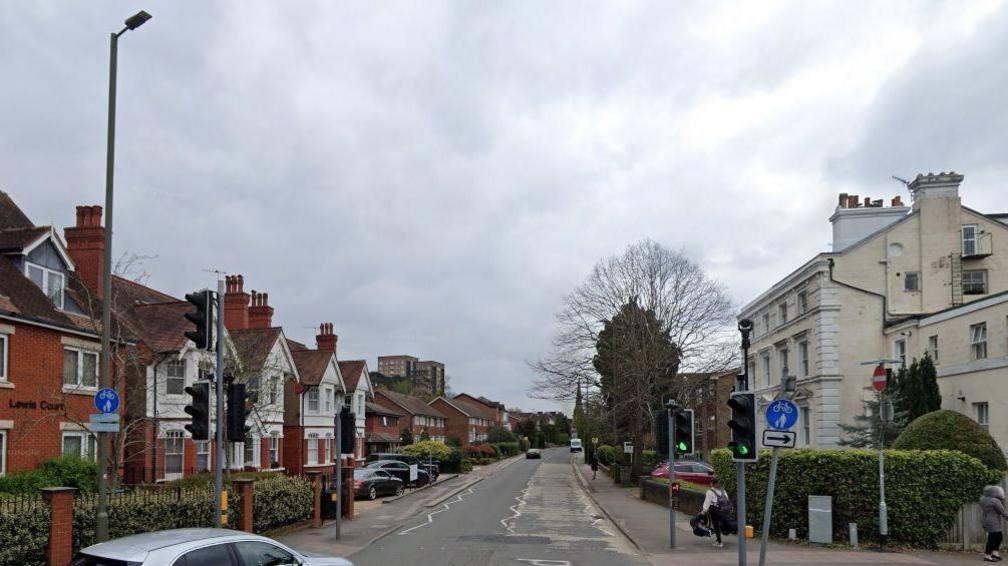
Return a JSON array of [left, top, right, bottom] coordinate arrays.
[[244, 435, 257, 469], [231, 442, 244, 470], [344, 395, 352, 409], [63, 348, 98, 388], [761, 353, 770, 387], [904, 272, 920, 292], [196, 440, 210, 473], [164, 431, 183, 478], [165, 359, 186, 395], [971, 323, 988, 360], [962, 224, 978, 256], [964, 270, 988, 295], [324, 387, 333, 412], [778, 348, 789, 380], [798, 341, 809, 377], [307, 387, 319, 412], [975, 402, 989, 433], [928, 335, 939, 363], [307, 433, 319, 465], [324, 433, 332, 462], [0, 430, 5, 476], [801, 407, 811, 445], [26, 262, 65, 309], [269, 377, 279, 405], [797, 291, 807, 314], [894, 339, 907, 367], [0, 335, 7, 381], [269, 433, 280, 467], [62, 431, 97, 461], [778, 303, 788, 325]]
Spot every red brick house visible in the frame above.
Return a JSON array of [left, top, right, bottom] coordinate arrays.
[[429, 395, 494, 448], [453, 393, 508, 430], [373, 389, 446, 443], [337, 360, 373, 461], [364, 401, 402, 454], [0, 195, 118, 477]]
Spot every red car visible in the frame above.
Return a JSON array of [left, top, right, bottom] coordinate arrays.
[[651, 461, 715, 486]]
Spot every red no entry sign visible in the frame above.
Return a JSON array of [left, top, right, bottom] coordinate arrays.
[[872, 364, 887, 392]]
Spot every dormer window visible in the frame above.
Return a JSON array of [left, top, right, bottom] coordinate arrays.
[[26, 262, 64, 309]]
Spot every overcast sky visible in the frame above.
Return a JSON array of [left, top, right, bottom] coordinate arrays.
[[3, 1, 1007, 413]]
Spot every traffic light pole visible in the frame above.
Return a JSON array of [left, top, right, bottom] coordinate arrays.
[[214, 281, 225, 528], [668, 406, 676, 549], [737, 318, 752, 566], [334, 407, 342, 538]]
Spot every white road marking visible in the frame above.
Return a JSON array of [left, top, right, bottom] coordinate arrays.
[[500, 482, 531, 533], [398, 487, 474, 535], [515, 560, 572, 566]]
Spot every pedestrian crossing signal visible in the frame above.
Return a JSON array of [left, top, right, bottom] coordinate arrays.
[[673, 409, 694, 456]]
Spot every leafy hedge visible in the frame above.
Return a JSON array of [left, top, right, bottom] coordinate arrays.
[[163, 470, 284, 490], [893, 410, 1007, 470], [597, 445, 616, 465], [0, 500, 49, 565], [641, 450, 660, 471], [711, 448, 1000, 547], [464, 443, 498, 459], [402, 440, 456, 461], [0, 457, 98, 495], [519, 437, 531, 452], [494, 442, 521, 457], [242, 475, 312, 533]]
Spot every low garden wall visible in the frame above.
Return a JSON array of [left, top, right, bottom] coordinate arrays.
[[639, 477, 705, 516]]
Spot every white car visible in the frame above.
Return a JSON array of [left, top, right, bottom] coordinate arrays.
[[70, 528, 352, 566]]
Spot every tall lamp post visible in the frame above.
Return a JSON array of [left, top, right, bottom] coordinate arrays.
[[97, 9, 152, 543]]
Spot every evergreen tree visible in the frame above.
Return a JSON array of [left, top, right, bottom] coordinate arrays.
[[895, 355, 942, 423], [837, 389, 908, 448], [400, 427, 414, 445]]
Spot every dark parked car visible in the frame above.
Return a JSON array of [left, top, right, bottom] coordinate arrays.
[[353, 468, 404, 500], [364, 460, 431, 486], [525, 449, 541, 459], [366, 453, 439, 480]]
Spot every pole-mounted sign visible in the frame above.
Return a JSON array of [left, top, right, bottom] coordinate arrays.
[[872, 363, 887, 392]]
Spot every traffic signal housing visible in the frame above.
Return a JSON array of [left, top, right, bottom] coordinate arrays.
[[727, 391, 757, 462], [339, 407, 355, 454], [184, 290, 214, 350], [226, 381, 250, 442], [674, 409, 694, 456], [184, 381, 210, 441], [654, 409, 669, 457]]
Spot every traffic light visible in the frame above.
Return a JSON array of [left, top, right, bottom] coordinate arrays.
[[727, 391, 757, 462], [654, 409, 669, 457], [674, 409, 694, 456], [184, 290, 214, 350], [339, 407, 355, 454], [184, 381, 210, 440], [226, 381, 250, 442]]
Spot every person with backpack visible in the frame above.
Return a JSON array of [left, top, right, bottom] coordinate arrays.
[[702, 478, 731, 548], [981, 484, 1008, 561]]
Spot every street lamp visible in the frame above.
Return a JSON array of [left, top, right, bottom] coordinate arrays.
[[97, 9, 152, 544]]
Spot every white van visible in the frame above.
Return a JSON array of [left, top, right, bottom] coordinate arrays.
[[570, 438, 583, 453]]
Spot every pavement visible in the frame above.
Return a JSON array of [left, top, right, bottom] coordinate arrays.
[[572, 459, 990, 566]]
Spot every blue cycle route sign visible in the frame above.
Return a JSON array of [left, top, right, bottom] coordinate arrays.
[[765, 399, 798, 430], [94, 388, 120, 414]]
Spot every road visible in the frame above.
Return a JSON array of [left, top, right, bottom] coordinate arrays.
[[351, 447, 647, 566]]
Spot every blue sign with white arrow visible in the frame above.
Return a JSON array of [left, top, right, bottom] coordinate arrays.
[[94, 388, 120, 414], [765, 399, 798, 430]]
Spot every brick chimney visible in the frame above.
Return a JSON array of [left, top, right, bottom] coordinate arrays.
[[223, 275, 250, 330], [247, 291, 274, 329], [63, 205, 106, 299], [316, 323, 337, 355]]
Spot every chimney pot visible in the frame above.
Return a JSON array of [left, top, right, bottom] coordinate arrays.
[[64, 204, 106, 298], [892, 196, 903, 207], [863, 196, 871, 207], [838, 193, 848, 208]]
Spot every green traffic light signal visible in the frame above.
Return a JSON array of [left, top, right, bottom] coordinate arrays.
[[676, 441, 687, 452], [738, 444, 749, 456]]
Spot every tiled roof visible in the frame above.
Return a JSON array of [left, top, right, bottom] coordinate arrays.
[[0, 192, 35, 230], [338, 360, 367, 391], [0, 253, 96, 333], [230, 327, 283, 370], [291, 349, 332, 387], [376, 389, 445, 418], [129, 301, 193, 353], [286, 339, 309, 352], [448, 397, 497, 420], [366, 431, 400, 443], [112, 276, 178, 307], [366, 401, 403, 416], [0, 226, 49, 253]]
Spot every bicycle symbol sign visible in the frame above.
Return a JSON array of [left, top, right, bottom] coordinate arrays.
[[94, 388, 120, 414], [764, 399, 799, 431]]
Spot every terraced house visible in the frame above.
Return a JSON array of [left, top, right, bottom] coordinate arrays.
[[430, 394, 494, 447], [285, 322, 345, 475], [741, 172, 1008, 450], [373, 389, 446, 443]]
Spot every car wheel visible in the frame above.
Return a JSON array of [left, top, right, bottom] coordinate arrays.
[[395, 485, 404, 496], [368, 487, 377, 500]]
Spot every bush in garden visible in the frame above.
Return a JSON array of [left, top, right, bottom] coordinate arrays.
[[596, 444, 616, 465], [446, 436, 462, 448], [893, 409, 1007, 470], [464, 443, 497, 459], [519, 437, 531, 451], [640, 449, 660, 471], [710, 447, 1000, 547], [0, 456, 99, 494], [247, 475, 312, 533], [402, 440, 455, 461], [460, 459, 474, 473], [163, 470, 284, 490], [486, 427, 517, 443], [0, 500, 49, 564], [494, 442, 521, 456]]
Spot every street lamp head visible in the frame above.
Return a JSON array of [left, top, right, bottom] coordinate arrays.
[[124, 10, 152, 30], [738, 319, 753, 333], [664, 398, 679, 410]]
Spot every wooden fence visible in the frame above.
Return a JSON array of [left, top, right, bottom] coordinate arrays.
[[941, 475, 1008, 550]]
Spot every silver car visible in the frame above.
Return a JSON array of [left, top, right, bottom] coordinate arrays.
[[70, 528, 352, 566]]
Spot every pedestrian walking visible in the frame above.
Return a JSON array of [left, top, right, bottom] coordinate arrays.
[[702, 478, 731, 548], [589, 451, 599, 480], [981, 484, 1008, 562]]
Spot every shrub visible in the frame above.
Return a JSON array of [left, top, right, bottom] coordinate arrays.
[[494, 442, 521, 457], [0, 457, 99, 494], [246, 475, 312, 533], [487, 427, 517, 443], [402, 440, 455, 461], [163, 470, 283, 490], [710, 447, 1000, 548], [446, 436, 462, 448], [519, 437, 531, 451], [596, 445, 616, 465], [460, 459, 474, 473], [0, 499, 49, 564], [641, 449, 661, 471], [464, 443, 497, 459], [893, 409, 1007, 470]]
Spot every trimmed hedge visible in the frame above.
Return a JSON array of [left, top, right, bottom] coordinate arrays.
[[464, 443, 498, 459], [244, 475, 313, 533], [893, 410, 1007, 471], [641, 450, 660, 471], [711, 448, 1000, 548], [597, 445, 616, 465], [402, 440, 455, 461], [495, 442, 521, 457], [0, 457, 98, 495], [0, 499, 49, 564]]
